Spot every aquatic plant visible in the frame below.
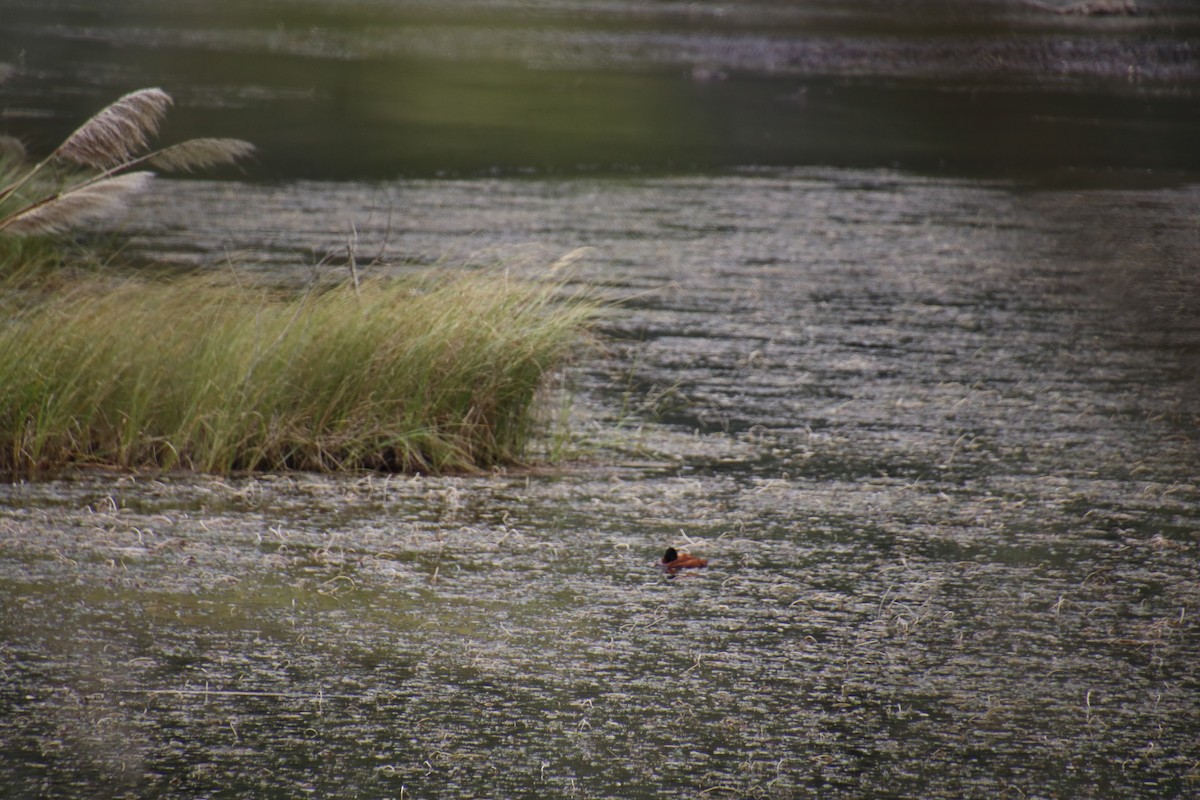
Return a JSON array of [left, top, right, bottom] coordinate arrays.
[[0, 87, 253, 236], [0, 266, 594, 477]]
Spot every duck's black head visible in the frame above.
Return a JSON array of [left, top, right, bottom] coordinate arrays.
[[662, 547, 678, 563]]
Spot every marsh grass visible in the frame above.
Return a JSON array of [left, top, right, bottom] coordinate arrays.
[[0, 267, 595, 477], [0, 86, 594, 477]]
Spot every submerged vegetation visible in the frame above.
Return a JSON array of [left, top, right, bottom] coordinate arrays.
[[0, 86, 595, 477]]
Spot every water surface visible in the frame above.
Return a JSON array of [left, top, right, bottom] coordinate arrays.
[[2, 2, 1200, 798], [2, 0, 1198, 181], [3, 167, 1199, 798]]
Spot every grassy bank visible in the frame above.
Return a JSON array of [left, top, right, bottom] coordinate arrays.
[[0, 261, 594, 477], [0, 88, 594, 477]]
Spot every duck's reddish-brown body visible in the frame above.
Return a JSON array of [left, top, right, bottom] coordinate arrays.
[[659, 547, 707, 577]]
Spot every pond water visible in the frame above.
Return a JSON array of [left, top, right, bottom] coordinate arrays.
[[2, 2, 1200, 799], [3, 0, 1200, 181]]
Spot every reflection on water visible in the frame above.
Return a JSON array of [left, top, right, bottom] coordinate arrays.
[[2, 0, 1200, 797], [1, 0, 1198, 181]]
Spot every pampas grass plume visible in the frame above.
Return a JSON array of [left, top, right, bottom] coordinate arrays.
[[147, 138, 256, 173], [0, 171, 155, 236], [55, 88, 172, 169], [0, 136, 26, 162], [0, 87, 254, 236]]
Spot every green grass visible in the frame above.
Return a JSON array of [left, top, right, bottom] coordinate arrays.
[[0, 264, 595, 477]]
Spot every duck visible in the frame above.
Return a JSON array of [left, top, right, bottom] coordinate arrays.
[[659, 546, 707, 578]]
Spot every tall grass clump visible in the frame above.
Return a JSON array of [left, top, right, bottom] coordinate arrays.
[[0, 268, 594, 477]]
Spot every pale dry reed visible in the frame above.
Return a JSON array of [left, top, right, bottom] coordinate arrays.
[[0, 87, 253, 236]]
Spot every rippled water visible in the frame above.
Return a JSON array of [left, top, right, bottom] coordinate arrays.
[[3, 168, 1199, 798], [3, 1, 1200, 798], [3, 452, 1199, 799]]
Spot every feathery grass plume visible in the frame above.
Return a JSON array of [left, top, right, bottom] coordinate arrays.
[[0, 87, 254, 236], [0, 89, 166, 209], [0, 172, 154, 236], [0, 136, 26, 162], [146, 138, 257, 173], [54, 87, 172, 169]]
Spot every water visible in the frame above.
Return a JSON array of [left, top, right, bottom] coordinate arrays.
[[3, 2, 1200, 798], [2, 0, 1199, 181]]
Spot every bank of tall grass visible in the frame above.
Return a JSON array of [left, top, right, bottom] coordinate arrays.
[[0, 265, 593, 477], [0, 87, 593, 476]]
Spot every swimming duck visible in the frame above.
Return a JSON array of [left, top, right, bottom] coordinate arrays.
[[659, 547, 707, 577]]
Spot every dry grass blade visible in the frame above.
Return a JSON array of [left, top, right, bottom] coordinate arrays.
[[0, 171, 154, 235], [147, 138, 256, 173], [55, 88, 172, 169]]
